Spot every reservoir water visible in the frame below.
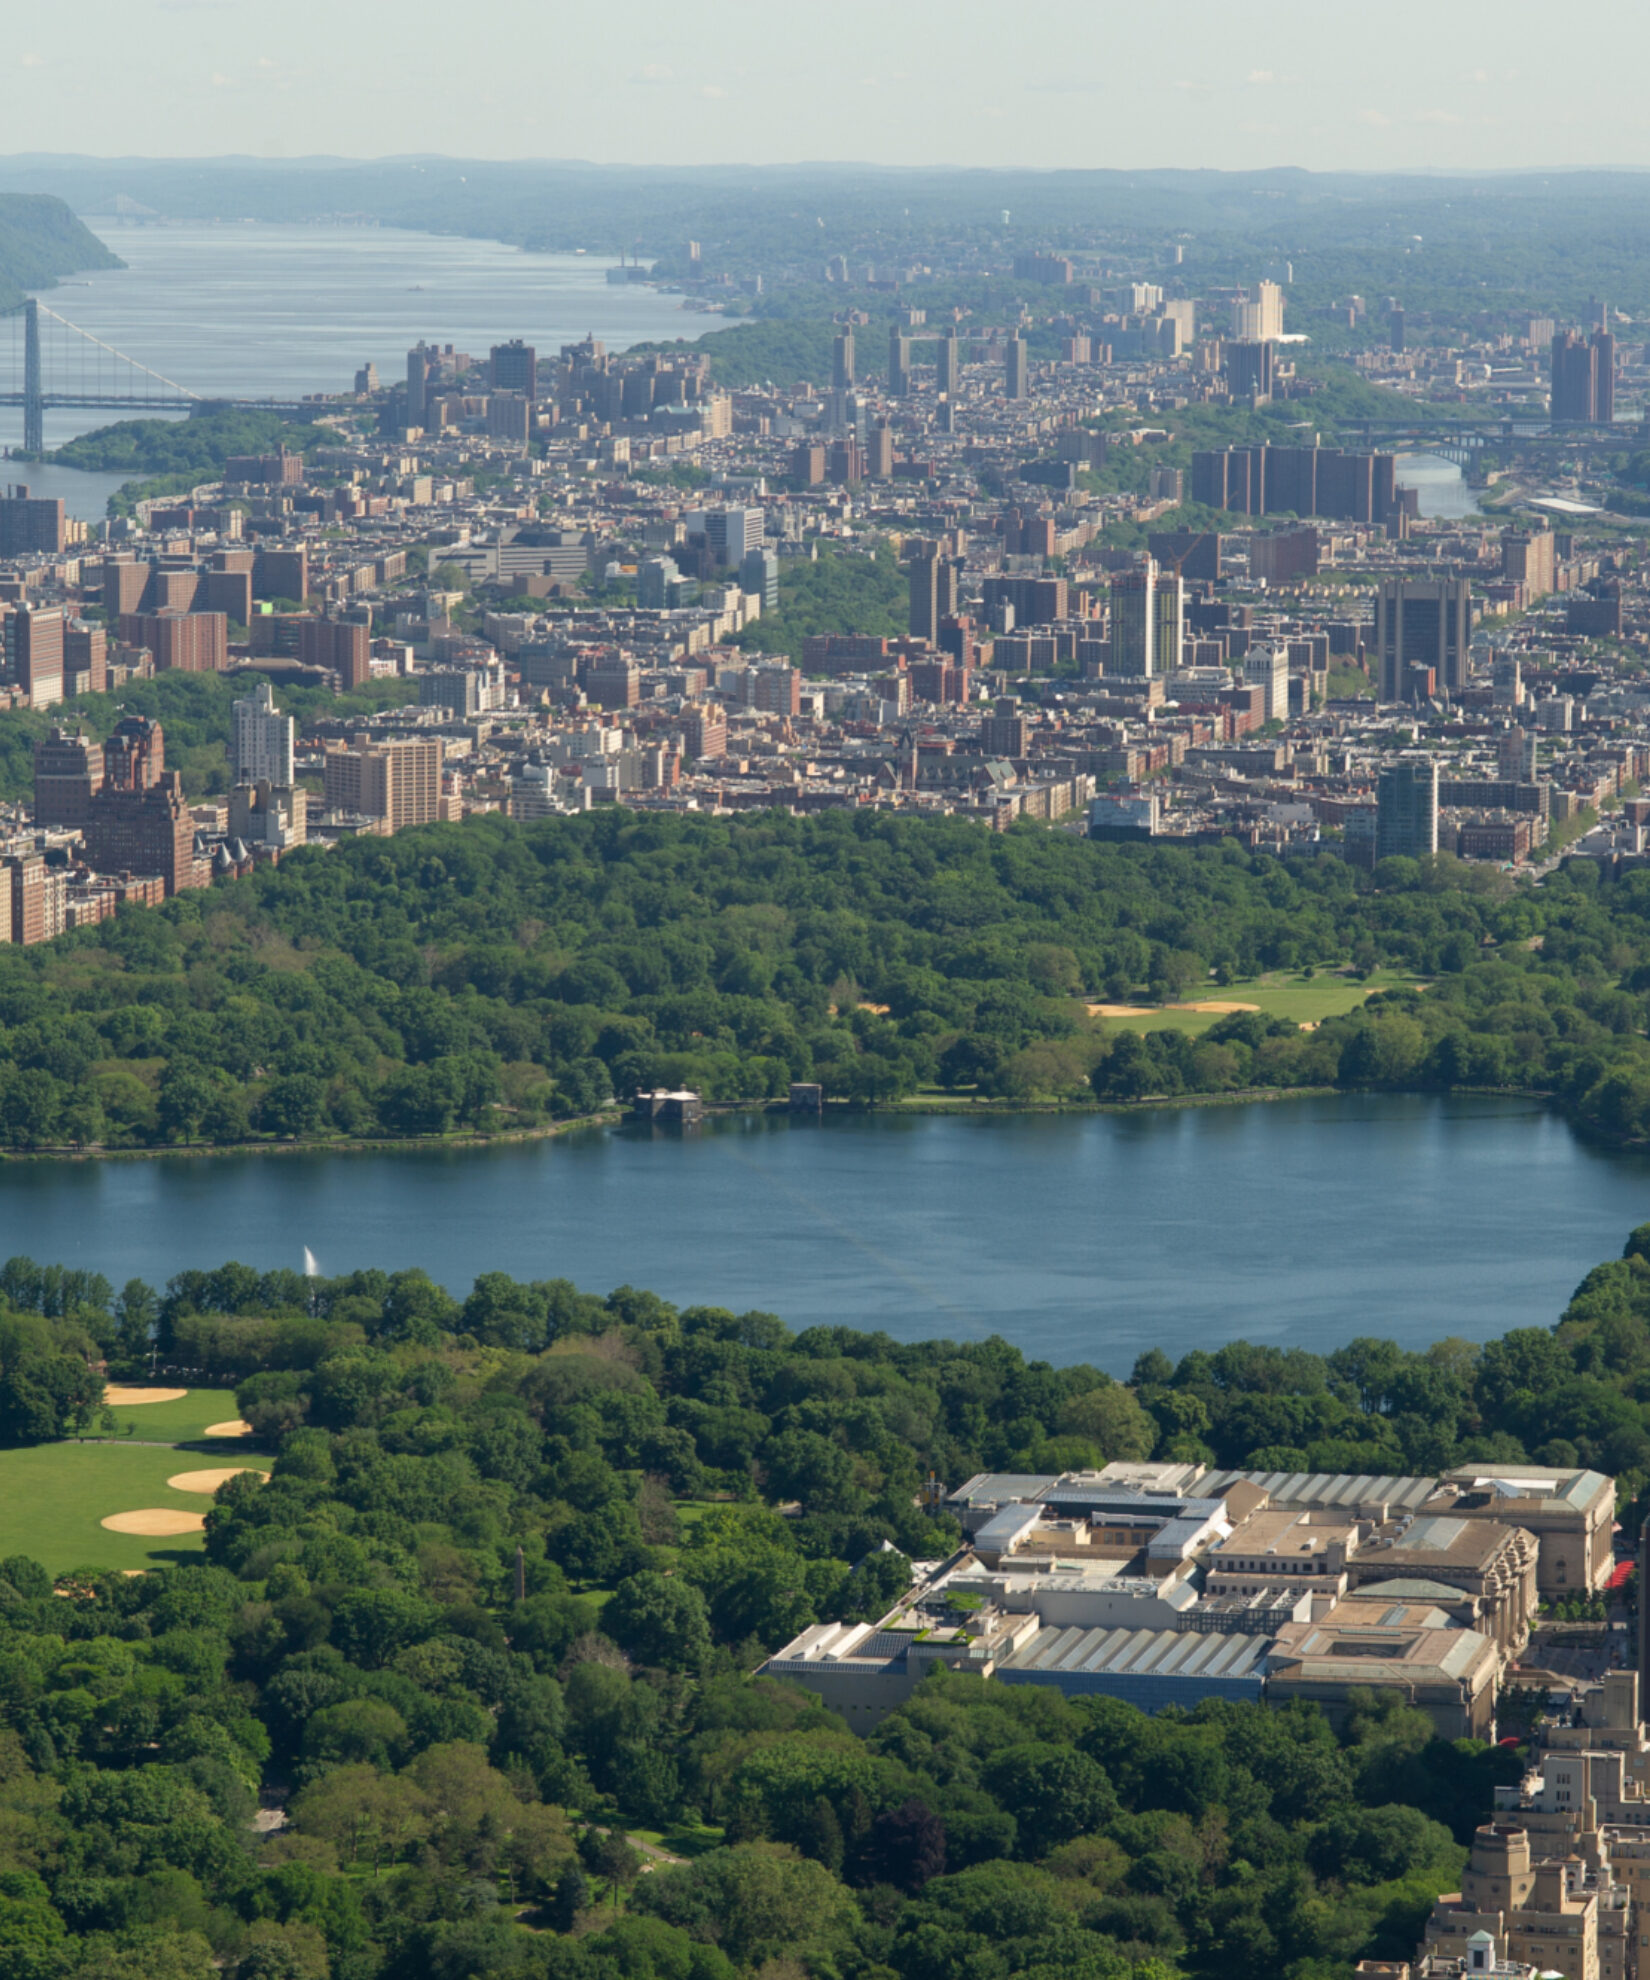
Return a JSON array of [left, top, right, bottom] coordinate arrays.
[[12, 221, 727, 511], [1, 1095, 1646, 1369]]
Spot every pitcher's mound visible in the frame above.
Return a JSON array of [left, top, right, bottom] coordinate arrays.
[[167, 1467, 268, 1494], [205, 1419, 252, 1438], [103, 1385, 187, 1405], [101, 1509, 206, 1536]]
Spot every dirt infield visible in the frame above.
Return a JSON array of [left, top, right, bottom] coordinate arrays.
[[1088, 1000, 1261, 1018], [204, 1419, 253, 1438], [100, 1509, 207, 1536], [102, 1385, 188, 1405], [166, 1467, 268, 1494]]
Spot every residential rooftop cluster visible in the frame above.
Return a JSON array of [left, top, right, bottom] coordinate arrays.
[[0, 268, 1646, 933]]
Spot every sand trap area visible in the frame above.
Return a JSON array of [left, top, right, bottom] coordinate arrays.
[[204, 1420, 252, 1438], [1178, 1001, 1261, 1014], [102, 1386, 187, 1406], [101, 1509, 206, 1536], [166, 1467, 268, 1494]]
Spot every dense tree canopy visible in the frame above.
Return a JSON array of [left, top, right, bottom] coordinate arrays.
[[0, 809, 1649, 1152], [12, 1203, 1631, 1978]]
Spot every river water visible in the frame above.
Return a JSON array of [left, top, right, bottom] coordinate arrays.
[[1, 1097, 1645, 1369], [1394, 451, 1481, 520], [9, 220, 725, 513]]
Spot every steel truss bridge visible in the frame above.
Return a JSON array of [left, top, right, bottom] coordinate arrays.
[[1, 299, 313, 451]]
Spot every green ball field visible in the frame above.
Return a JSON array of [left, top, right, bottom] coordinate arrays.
[[0, 1387, 269, 1574]]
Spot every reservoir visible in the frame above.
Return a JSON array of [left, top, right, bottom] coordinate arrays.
[[11, 221, 729, 510], [0, 1095, 1645, 1370]]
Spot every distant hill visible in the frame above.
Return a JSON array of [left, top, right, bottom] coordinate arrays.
[[0, 193, 121, 310]]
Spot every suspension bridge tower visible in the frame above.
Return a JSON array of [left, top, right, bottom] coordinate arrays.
[[22, 301, 41, 456]]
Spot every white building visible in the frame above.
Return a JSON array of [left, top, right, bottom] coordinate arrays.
[[1244, 646, 1290, 722], [232, 681, 295, 786]]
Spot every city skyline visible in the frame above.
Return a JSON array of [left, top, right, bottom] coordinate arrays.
[[10, 0, 1650, 172]]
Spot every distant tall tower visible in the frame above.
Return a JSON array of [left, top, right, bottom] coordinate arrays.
[[906, 541, 941, 643], [406, 343, 430, 428], [1108, 559, 1158, 676], [1594, 322, 1616, 424], [936, 331, 959, 397], [490, 339, 538, 401], [832, 328, 855, 392], [1005, 335, 1029, 401], [1153, 569, 1184, 677], [1551, 329, 1607, 424], [888, 326, 910, 396]]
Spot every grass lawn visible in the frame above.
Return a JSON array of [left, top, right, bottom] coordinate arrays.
[[1090, 969, 1421, 1038], [0, 1441, 267, 1574], [82, 1387, 246, 1446]]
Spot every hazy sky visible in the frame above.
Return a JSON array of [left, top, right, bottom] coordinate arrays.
[[13, 0, 1649, 173]]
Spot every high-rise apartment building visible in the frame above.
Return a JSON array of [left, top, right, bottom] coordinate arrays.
[[83, 718, 197, 896], [1497, 727, 1537, 782], [831, 328, 855, 392], [746, 663, 800, 717], [1230, 280, 1285, 341], [1223, 341, 1274, 404], [1501, 525, 1557, 600], [1153, 569, 1184, 677], [406, 343, 431, 427], [489, 340, 537, 400], [117, 610, 227, 674], [1551, 326, 1616, 423], [827, 437, 863, 486], [1373, 578, 1472, 702], [867, 418, 894, 480], [5, 604, 64, 707], [683, 704, 727, 761], [1376, 758, 1439, 861], [103, 557, 149, 619], [935, 331, 959, 397], [888, 327, 910, 396], [253, 547, 309, 604], [981, 696, 1028, 759], [1597, 327, 1616, 423], [703, 507, 759, 569], [1004, 336, 1029, 401], [32, 726, 104, 827], [0, 490, 66, 557], [298, 618, 371, 690], [907, 542, 942, 644], [1190, 444, 1395, 525], [322, 738, 444, 832], [6, 853, 65, 947], [739, 547, 780, 609], [232, 681, 296, 787], [1244, 646, 1291, 721], [1109, 561, 1158, 676]]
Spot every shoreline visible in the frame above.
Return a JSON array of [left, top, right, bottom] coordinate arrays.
[[0, 1082, 1572, 1165]]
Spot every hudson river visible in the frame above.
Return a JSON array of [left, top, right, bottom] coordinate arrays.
[[9, 220, 727, 507], [0, 1098, 1644, 1368]]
